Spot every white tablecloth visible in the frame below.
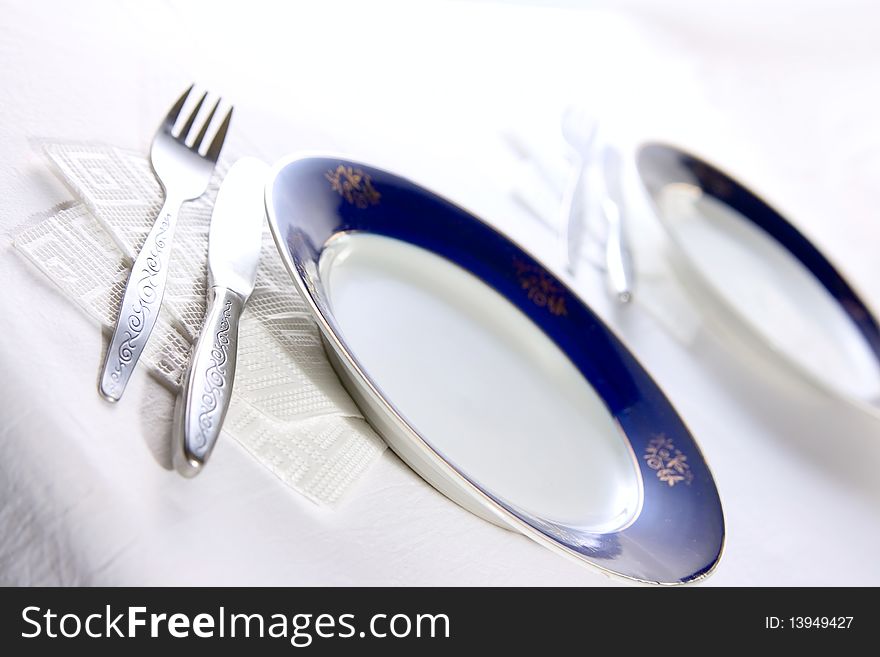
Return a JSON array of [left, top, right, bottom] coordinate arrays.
[[2, 0, 879, 585]]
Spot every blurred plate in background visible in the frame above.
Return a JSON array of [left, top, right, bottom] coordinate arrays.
[[636, 143, 880, 419]]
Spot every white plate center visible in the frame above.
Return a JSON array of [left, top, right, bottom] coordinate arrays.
[[320, 232, 642, 531]]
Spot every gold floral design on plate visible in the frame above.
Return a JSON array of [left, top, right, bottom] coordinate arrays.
[[643, 434, 694, 487], [325, 165, 381, 208], [513, 259, 568, 317]]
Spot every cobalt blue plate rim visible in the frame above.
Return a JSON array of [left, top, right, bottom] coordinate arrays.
[[265, 152, 726, 585]]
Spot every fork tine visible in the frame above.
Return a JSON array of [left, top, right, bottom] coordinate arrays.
[[205, 107, 233, 162], [163, 84, 194, 129], [192, 98, 221, 152], [177, 91, 207, 141]]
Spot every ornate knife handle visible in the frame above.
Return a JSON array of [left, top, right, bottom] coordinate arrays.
[[99, 198, 180, 402], [173, 286, 244, 477]]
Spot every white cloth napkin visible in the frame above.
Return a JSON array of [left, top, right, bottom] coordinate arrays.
[[14, 141, 385, 504]]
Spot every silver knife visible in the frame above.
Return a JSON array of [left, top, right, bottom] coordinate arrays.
[[173, 157, 268, 477], [601, 146, 634, 304]]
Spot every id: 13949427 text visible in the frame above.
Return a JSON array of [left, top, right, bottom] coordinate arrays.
[[765, 616, 853, 630]]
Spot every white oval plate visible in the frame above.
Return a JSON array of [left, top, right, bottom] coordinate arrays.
[[266, 154, 725, 584]]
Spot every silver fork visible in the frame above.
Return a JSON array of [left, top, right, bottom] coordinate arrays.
[[99, 85, 233, 402]]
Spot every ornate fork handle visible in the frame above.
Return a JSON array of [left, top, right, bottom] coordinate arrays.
[[99, 197, 180, 401]]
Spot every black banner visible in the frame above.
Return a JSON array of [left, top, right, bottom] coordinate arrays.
[[0, 587, 870, 653]]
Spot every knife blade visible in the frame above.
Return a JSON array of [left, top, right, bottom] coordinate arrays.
[[173, 157, 269, 477]]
